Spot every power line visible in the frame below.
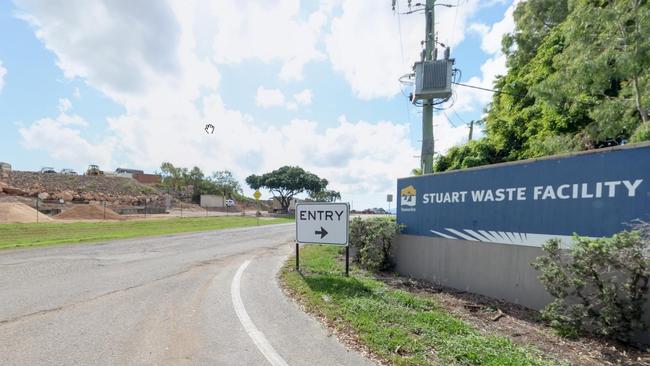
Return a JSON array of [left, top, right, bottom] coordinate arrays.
[[395, 1, 406, 64], [451, 109, 465, 125], [452, 81, 521, 97], [394, 2, 412, 129], [442, 110, 458, 127], [450, 0, 460, 47]]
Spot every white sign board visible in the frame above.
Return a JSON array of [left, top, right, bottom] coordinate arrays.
[[296, 202, 349, 245]]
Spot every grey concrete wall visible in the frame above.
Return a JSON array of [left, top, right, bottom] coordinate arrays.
[[392, 235, 650, 345], [200, 195, 225, 208], [393, 235, 553, 309]]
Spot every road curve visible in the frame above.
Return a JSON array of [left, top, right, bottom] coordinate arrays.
[[0, 224, 374, 366]]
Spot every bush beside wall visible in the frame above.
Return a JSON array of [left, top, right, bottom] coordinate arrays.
[[349, 217, 402, 272], [532, 228, 650, 344]]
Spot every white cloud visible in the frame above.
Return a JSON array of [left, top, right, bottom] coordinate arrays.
[[15, 0, 182, 98], [325, 0, 482, 99], [470, 1, 518, 55], [293, 89, 313, 106], [256, 87, 313, 110], [73, 87, 81, 98], [14, 0, 419, 207], [286, 102, 298, 111], [58, 98, 72, 113], [19, 109, 112, 166], [255, 86, 286, 108], [0, 61, 6, 93], [15, 0, 220, 107], [451, 1, 519, 113], [209, 0, 332, 81]]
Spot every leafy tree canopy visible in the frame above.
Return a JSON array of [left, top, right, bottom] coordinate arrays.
[[211, 170, 243, 199], [159, 163, 243, 203], [246, 166, 328, 212], [432, 0, 650, 173], [309, 189, 341, 202]]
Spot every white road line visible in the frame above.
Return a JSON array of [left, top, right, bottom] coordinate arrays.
[[231, 259, 289, 366]]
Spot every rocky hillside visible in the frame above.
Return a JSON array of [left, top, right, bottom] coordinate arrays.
[[0, 171, 167, 206]]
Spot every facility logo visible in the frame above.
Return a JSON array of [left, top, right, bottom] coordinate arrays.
[[400, 185, 417, 211]]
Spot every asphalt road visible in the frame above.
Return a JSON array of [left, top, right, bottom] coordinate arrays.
[[0, 224, 374, 366]]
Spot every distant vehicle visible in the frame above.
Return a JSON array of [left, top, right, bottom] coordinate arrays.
[[225, 199, 236, 207], [115, 168, 144, 175], [61, 169, 77, 175], [40, 167, 56, 174], [85, 164, 104, 176]]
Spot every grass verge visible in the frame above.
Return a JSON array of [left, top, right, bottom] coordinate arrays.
[[280, 245, 564, 366], [0, 216, 292, 249]]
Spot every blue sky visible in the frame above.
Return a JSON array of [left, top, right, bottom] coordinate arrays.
[[0, 0, 516, 209]]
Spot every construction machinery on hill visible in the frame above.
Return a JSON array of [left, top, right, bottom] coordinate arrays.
[[85, 164, 104, 176]]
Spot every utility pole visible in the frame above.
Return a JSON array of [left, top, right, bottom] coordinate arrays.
[[421, 0, 435, 174], [468, 120, 474, 141]]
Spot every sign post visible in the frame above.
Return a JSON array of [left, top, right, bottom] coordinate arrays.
[[295, 202, 350, 275], [387, 194, 393, 214], [253, 190, 261, 226]]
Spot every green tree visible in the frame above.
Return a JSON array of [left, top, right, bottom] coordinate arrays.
[[309, 189, 341, 202], [410, 168, 422, 176], [435, 0, 650, 172], [160, 162, 187, 192], [246, 166, 328, 213], [536, 0, 650, 145], [211, 170, 243, 199]]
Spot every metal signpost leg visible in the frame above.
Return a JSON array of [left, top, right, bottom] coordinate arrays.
[[295, 242, 300, 272], [345, 245, 350, 277]]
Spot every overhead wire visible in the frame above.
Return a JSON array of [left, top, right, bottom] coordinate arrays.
[[442, 110, 458, 127], [395, 1, 413, 126], [450, 0, 460, 50], [452, 81, 522, 97], [451, 109, 465, 125]]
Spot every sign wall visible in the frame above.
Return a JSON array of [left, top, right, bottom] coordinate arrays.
[[397, 144, 650, 247]]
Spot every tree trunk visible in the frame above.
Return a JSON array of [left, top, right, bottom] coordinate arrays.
[[633, 75, 648, 124], [280, 196, 290, 214]]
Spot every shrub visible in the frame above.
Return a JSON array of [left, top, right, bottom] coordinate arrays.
[[630, 122, 650, 143], [532, 229, 650, 344], [349, 217, 403, 272]]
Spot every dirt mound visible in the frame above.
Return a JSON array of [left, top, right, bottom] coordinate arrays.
[[0, 202, 53, 223], [1, 171, 165, 205], [55, 204, 124, 220]]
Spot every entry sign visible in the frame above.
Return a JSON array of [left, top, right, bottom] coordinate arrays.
[[296, 202, 349, 245]]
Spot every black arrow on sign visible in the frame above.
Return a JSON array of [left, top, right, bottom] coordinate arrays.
[[315, 227, 328, 239]]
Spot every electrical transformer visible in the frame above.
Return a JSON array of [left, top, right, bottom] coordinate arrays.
[[413, 60, 453, 100]]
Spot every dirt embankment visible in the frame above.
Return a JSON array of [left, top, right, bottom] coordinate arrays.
[[0, 202, 53, 223], [0, 171, 166, 206], [55, 204, 125, 220]]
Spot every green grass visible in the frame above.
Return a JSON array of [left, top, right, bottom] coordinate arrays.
[[281, 245, 563, 366], [0, 216, 292, 249]]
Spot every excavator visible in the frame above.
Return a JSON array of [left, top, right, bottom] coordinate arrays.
[[85, 164, 104, 176]]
